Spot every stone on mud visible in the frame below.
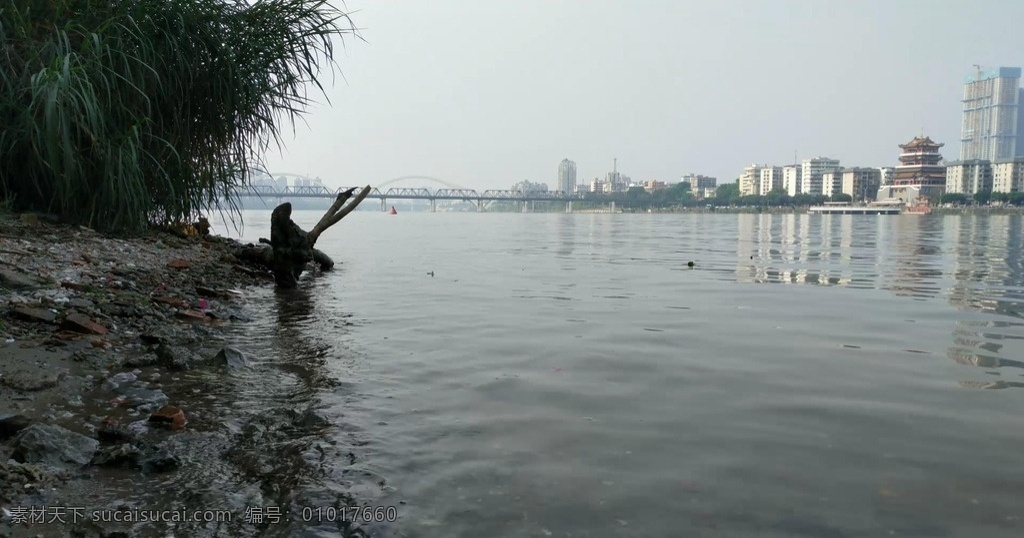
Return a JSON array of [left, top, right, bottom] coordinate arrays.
[[0, 461, 58, 503], [0, 414, 33, 440], [215, 346, 251, 369], [97, 420, 139, 444], [91, 444, 142, 467], [1, 368, 66, 391], [195, 286, 223, 298], [290, 408, 331, 431], [104, 372, 137, 390], [154, 342, 200, 371], [141, 449, 180, 473], [114, 383, 169, 412], [0, 267, 51, 290], [10, 424, 99, 468], [11, 305, 57, 323], [68, 297, 94, 310], [121, 352, 160, 368]]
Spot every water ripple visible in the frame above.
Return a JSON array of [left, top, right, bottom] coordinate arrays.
[[191, 211, 1024, 538]]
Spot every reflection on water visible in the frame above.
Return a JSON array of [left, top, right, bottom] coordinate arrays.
[[735, 214, 1024, 303], [555, 213, 575, 261], [735, 213, 1024, 391], [190, 211, 1024, 538]]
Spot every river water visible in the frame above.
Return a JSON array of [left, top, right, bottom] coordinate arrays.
[[181, 211, 1024, 537]]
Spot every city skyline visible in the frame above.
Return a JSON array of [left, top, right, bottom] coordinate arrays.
[[258, 1, 1024, 191]]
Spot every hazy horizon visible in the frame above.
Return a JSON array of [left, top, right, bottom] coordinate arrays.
[[261, 0, 1024, 191]]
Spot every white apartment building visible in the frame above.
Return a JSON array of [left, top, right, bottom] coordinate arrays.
[[840, 168, 882, 201], [740, 165, 763, 197], [759, 166, 784, 196], [993, 158, 1024, 193], [800, 157, 841, 196], [821, 170, 844, 197], [945, 160, 993, 195], [782, 165, 802, 196]]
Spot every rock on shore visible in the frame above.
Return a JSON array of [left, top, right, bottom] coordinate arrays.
[[0, 213, 277, 535]]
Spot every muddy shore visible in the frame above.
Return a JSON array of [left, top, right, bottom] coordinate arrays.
[[0, 213, 295, 537]]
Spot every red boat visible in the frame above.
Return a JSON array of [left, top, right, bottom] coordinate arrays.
[[905, 198, 931, 215]]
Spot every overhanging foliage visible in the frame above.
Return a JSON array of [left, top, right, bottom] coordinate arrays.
[[0, 0, 356, 231]]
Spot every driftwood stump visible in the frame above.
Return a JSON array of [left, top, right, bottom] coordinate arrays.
[[270, 202, 314, 288], [241, 185, 371, 288]]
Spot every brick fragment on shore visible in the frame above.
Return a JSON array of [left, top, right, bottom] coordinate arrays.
[[149, 406, 187, 430], [152, 295, 186, 307], [175, 309, 208, 322], [61, 312, 108, 335]]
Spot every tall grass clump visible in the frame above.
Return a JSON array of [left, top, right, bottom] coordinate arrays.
[[0, 0, 356, 232]]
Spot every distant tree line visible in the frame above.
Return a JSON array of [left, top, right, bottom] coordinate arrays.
[[939, 191, 1024, 206]]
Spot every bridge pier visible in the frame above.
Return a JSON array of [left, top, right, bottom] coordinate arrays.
[[430, 199, 436, 213], [566, 201, 573, 213], [381, 198, 387, 212]]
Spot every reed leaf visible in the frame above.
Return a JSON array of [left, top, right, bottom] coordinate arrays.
[[0, 0, 356, 232]]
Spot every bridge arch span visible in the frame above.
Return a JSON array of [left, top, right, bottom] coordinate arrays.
[[376, 176, 469, 190]]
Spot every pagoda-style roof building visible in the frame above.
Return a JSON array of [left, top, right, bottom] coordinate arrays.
[[893, 135, 946, 187], [899, 136, 944, 152]]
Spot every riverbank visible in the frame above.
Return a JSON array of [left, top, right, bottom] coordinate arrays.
[[559, 205, 1024, 215], [0, 212, 277, 537]]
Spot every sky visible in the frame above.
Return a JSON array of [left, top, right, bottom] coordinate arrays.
[[261, 0, 1024, 191]]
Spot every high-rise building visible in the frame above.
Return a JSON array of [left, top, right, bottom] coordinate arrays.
[[782, 165, 802, 196], [945, 160, 993, 195], [800, 157, 841, 196], [1019, 87, 1024, 158], [821, 170, 846, 197], [961, 66, 1023, 161], [557, 158, 577, 194], [739, 165, 763, 196], [759, 166, 783, 195], [993, 157, 1024, 193], [840, 168, 882, 201]]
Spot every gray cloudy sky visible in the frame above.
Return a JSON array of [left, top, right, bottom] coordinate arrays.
[[262, 0, 1024, 191]]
